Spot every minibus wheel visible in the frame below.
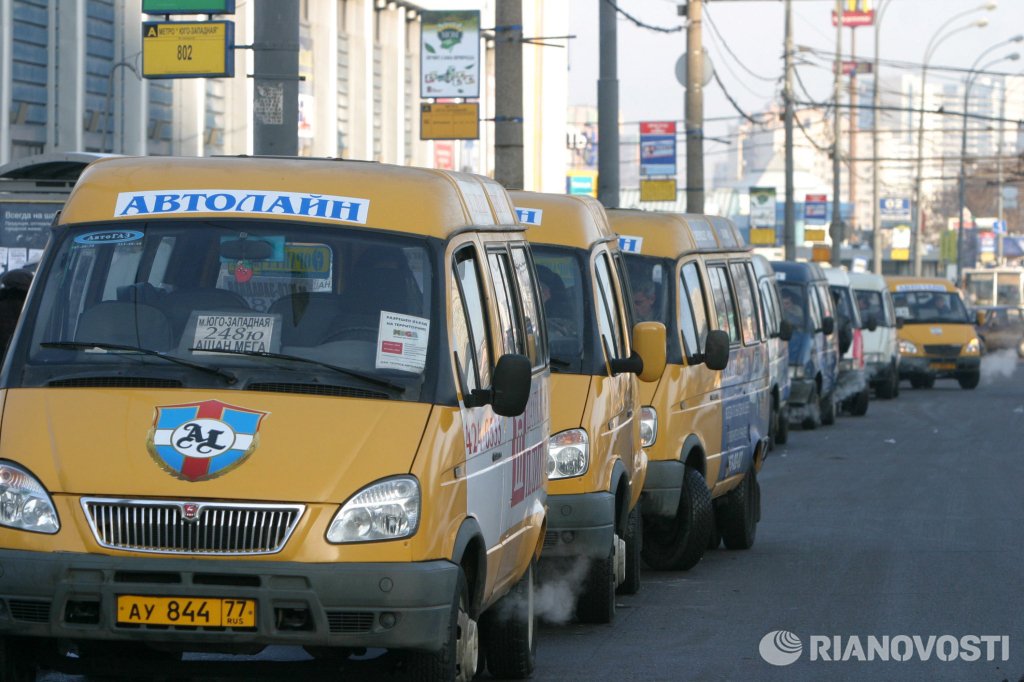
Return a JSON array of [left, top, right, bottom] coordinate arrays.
[[576, 543, 616, 624], [716, 468, 759, 550], [483, 561, 536, 679], [404, 569, 478, 682], [820, 391, 837, 426], [617, 506, 643, 596], [0, 636, 36, 682], [801, 385, 821, 430], [957, 370, 980, 390], [850, 386, 870, 416], [775, 405, 790, 445], [876, 366, 897, 399], [640, 467, 712, 571]]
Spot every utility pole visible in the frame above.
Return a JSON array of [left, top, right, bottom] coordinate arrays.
[[597, 0, 619, 207], [871, 3, 882, 274], [495, 0, 524, 190], [848, 28, 857, 254], [254, 0, 299, 156], [996, 76, 1006, 264], [685, 0, 704, 213], [830, 0, 843, 267], [783, 0, 796, 261]]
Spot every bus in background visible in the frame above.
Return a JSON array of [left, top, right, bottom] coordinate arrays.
[[751, 254, 793, 447]]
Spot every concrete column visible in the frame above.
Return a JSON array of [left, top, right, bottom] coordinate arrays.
[[117, 0, 146, 154], [379, 6, 404, 164], [0, 0, 12, 163], [407, 13, 428, 167], [310, 0, 338, 157], [174, 79, 204, 156], [347, 0, 374, 160], [48, 0, 85, 151], [223, 1, 253, 155]]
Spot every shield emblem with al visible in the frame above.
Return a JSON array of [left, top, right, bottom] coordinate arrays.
[[148, 400, 269, 482]]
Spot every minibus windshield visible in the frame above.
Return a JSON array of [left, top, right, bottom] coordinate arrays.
[[10, 220, 439, 401], [892, 291, 970, 325]]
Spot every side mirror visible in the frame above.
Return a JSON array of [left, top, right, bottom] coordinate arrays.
[[866, 314, 879, 333], [778, 319, 794, 342], [896, 316, 905, 329], [704, 329, 730, 371], [488, 354, 533, 417], [821, 316, 835, 336], [631, 321, 666, 383]]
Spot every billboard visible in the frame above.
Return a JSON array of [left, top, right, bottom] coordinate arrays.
[[749, 187, 777, 229], [639, 121, 677, 177], [420, 11, 480, 99]]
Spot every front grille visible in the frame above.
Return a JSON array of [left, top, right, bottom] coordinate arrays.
[[8, 599, 50, 622], [924, 344, 962, 358], [326, 611, 375, 634], [81, 498, 304, 555]]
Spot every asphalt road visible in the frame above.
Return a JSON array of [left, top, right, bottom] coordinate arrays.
[[41, 354, 1024, 681]]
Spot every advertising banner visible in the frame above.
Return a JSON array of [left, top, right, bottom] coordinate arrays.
[[421, 11, 480, 99], [750, 187, 777, 229], [804, 193, 827, 224], [640, 121, 677, 177]]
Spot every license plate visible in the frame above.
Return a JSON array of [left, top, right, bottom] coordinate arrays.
[[931, 361, 956, 370], [117, 595, 256, 628]]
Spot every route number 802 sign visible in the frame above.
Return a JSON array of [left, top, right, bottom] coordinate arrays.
[[142, 21, 235, 79]]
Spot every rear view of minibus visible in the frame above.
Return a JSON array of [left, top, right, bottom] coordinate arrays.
[[514, 192, 665, 624]]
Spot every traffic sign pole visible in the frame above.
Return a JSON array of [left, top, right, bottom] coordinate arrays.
[[253, 0, 299, 156]]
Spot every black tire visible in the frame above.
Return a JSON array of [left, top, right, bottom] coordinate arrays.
[[910, 374, 935, 389], [775, 404, 790, 445], [820, 389, 836, 426], [876, 366, 896, 399], [893, 374, 900, 397], [715, 468, 760, 550], [617, 506, 642, 596], [957, 370, 980, 390], [483, 561, 536, 679], [0, 637, 36, 682], [405, 569, 479, 682], [576, 543, 616, 624], [641, 466, 713, 571], [850, 386, 869, 416], [801, 384, 821, 430], [707, 520, 722, 550]]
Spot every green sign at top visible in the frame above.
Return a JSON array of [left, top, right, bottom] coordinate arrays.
[[143, 0, 235, 14]]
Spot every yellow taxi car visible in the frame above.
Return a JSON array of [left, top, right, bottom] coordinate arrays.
[[0, 156, 550, 681], [609, 210, 770, 571], [887, 276, 982, 390], [513, 192, 664, 624]]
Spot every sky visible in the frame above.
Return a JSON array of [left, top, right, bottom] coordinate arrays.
[[566, 0, 1024, 147]]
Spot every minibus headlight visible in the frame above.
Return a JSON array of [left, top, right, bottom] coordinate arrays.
[[639, 406, 657, 448], [965, 338, 981, 354], [327, 476, 420, 543], [0, 462, 59, 534], [547, 429, 588, 480], [899, 339, 918, 355]]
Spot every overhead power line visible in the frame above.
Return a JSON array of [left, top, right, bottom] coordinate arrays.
[[703, 6, 780, 83], [711, 66, 772, 126], [602, 0, 683, 34]]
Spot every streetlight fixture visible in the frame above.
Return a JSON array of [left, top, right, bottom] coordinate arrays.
[[911, 4, 995, 276], [956, 45, 1022, 282]]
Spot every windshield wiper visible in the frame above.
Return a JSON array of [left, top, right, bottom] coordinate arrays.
[[41, 341, 237, 384], [188, 347, 405, 393]]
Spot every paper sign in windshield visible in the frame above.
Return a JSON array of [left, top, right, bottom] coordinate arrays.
[[191, 313, 279, 354], [375, 311, 430, 373]]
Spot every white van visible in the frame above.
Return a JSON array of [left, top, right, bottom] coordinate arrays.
[[848, 271, 900, 399]]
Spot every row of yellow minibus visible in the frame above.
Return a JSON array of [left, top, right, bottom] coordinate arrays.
[[0, 157, 793, 681]]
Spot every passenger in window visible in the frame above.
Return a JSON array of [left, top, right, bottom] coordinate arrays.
[[632, 279, 657, 322], [537, 265, 574, 337], [780, 288, 804, 327]]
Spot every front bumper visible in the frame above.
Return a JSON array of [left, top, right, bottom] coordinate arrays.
[[640, 460, 684, 519], [899, 355, 980, 379], [0, 549, 457, 652], [541, 491, 615, 558]]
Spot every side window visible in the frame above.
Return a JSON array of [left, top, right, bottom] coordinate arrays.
[[729, 262, 759, 344], [487, 249, 526, 356], [679, 261, 710, 358], [510, 245, 547, 368], [708, 265, 740, 344], [807, 285, 823, 330], [593, 252, 626, 359], [759, 281, 779, 337], [883, 291, 897, 326], [745, 263, 766, 340], [452, 247, 492, 393]]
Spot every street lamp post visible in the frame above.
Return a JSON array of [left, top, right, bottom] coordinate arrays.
[[871, 0, 895, 275], [957, 46, 1021, 282], [911, 8, 993, 276]]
